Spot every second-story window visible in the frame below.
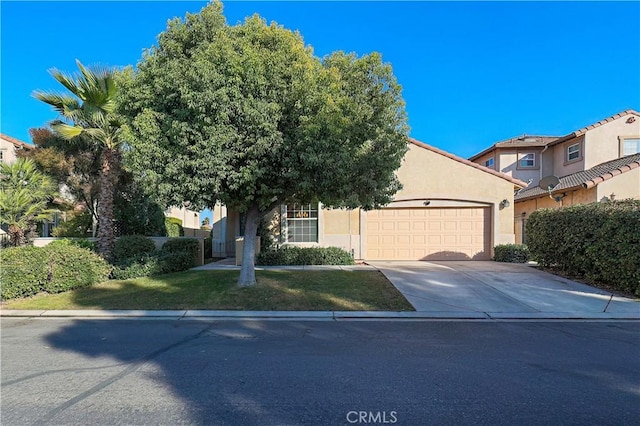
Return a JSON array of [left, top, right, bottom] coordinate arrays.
[[622, 138, 640, 156], [518, 153, 535, 168], [567, 143, 580, 162], [484, 157, 495, 169]]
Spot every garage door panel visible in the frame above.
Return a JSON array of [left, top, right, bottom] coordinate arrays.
[[365, 207, 491, 261]]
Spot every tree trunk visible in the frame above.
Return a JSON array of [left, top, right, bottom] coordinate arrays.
[[96, 148, 118, 262], [237, 205, 262, 287], [8, 224, 25, 247]]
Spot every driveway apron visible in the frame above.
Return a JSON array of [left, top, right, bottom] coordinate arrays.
[[370, 261, 639, 318]]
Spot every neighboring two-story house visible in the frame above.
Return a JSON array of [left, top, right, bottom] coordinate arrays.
[[469, 110, 640, 243]]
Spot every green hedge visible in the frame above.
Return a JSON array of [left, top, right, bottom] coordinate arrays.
[[526, 200, 640, 295], [165, 217, 183, 238], [111, 252, 194, 280], [113, 235, 157, 263], [48, 238, 97, 252], [0, 245, 111, 300], [494, 244, 530, 263], [257, 246, 354, 266]]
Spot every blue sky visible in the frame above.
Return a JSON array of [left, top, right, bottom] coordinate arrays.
[[2, 1, 639, 221]]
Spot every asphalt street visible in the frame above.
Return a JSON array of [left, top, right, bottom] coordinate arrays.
[[1, 319, 639, 425]]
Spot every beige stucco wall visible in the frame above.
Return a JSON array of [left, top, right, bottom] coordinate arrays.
[[552, 136, 585, 177], [165, 206, 201, 230], [385, 143, 518, 246], [473, 152, 497, 170], [496, 149, 542, 187], [596, 167, 640, 201], [583, 115, 640, 169], [0, 137, 19, 164]]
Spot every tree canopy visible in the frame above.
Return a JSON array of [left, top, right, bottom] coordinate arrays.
[[119, 1, 409, 285]]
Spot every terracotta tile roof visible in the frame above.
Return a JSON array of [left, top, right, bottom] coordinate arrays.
[[468, 135, 560, 161], [408, 138, 527, 188], [514, 153, 640, 201], [0, 133, 33, 149], [546, 109, 640, 147]]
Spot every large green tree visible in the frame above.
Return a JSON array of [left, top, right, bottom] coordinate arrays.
[[34, 61, 124, 261], [119, 2, 409, 286], [0, 158, 57, 246]]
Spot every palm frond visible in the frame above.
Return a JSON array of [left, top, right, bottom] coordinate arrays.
[[32, 91, 79, 116], [51, 122, 85, 140], [49, 68, 84, 99]]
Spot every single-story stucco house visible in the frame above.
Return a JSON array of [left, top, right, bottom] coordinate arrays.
[[212, 138, 526, 261]]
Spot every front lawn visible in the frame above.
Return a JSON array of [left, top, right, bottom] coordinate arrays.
[[2, 270, 414, 311]]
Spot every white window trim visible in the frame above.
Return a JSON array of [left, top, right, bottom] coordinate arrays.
[[566, 143, 580, 162], [619, 136, 640, 157], [518, 152, 536, 169], [282, 203, 319, 244]]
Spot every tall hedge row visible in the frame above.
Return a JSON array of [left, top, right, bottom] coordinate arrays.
[[526, 200, 640, 295], [0, 245, 112, 300]]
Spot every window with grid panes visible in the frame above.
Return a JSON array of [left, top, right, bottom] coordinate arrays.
[[284, 203, 318, 243]]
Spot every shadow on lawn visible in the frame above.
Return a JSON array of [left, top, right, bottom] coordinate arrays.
[[66, 270, 414, 311]]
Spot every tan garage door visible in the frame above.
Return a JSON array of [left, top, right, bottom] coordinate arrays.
[[365, 208, 491, 261]]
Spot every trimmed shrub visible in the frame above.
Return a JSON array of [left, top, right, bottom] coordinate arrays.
[[161, 238, 199, 259], [0, 244, 111, 300], [113, 235, 157, 263], [526, 200, 640, 295], [48, 238, 96, 252], [165, 217, 183, 238], [494, 244, 529, 263], [0, 247, 48, 299], [257, 246, 354, 266], [112, 252, 195, 279]]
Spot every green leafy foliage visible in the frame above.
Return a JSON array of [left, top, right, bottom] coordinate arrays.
[[117, 1, 409, 285], [161, 238, 199, 258], [165, 217, 183, 237], [112, 251, 195, 279], [0, 244, 111, 300], [257, 246, 354, 266], [526, 200, 640, 294], [113, 235, 157, 264], [204, 236, 213, 259], [48, 238, 97, 252], [493, 244, 530, 263], [0, 158, 57, 246]]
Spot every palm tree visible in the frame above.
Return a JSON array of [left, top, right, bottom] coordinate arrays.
[[34, 60, 123, 261], [0, 158, 57, 247]]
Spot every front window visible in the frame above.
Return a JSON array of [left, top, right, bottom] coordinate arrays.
[[518, 153, 535, 168], [484, 157, 495, 169], [284, 203, 318, 243], [622, 138, 640, 156], [567, 143, 580, 161]]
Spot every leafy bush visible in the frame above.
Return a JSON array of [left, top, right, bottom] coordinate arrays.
[[48, 238, 96, 252], [257, 246, 354, 266], [526, 200, 640, 295], [51, 211, 92, 237], [165, 217, 183, 238], [0, 247, 48, 299], [113, 235, 157, 263], [0, 244, 111, 300], [112, 252, 195, 279], [161, 238, 200, 258], [493, 244, 529, 263]]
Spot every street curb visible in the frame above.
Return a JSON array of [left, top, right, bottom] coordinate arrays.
[[1, 309, 638, 320]]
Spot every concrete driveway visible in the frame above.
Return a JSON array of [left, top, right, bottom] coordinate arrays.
[[370, 261, 640, 319]]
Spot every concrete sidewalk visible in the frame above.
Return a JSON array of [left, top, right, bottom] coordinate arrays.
[[1, 260, 638, 320]]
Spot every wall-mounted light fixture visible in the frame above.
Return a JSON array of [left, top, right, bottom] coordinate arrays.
[[499, 199, 510, 209], [423, 200, 431, 206]]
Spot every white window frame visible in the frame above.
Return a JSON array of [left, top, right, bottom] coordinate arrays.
[[282, 203, 319, 243], [566, 143, 580, 162], [484, 157, 495, 169], [518, 153, 536, 169], [620, 137, 640, 156]]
